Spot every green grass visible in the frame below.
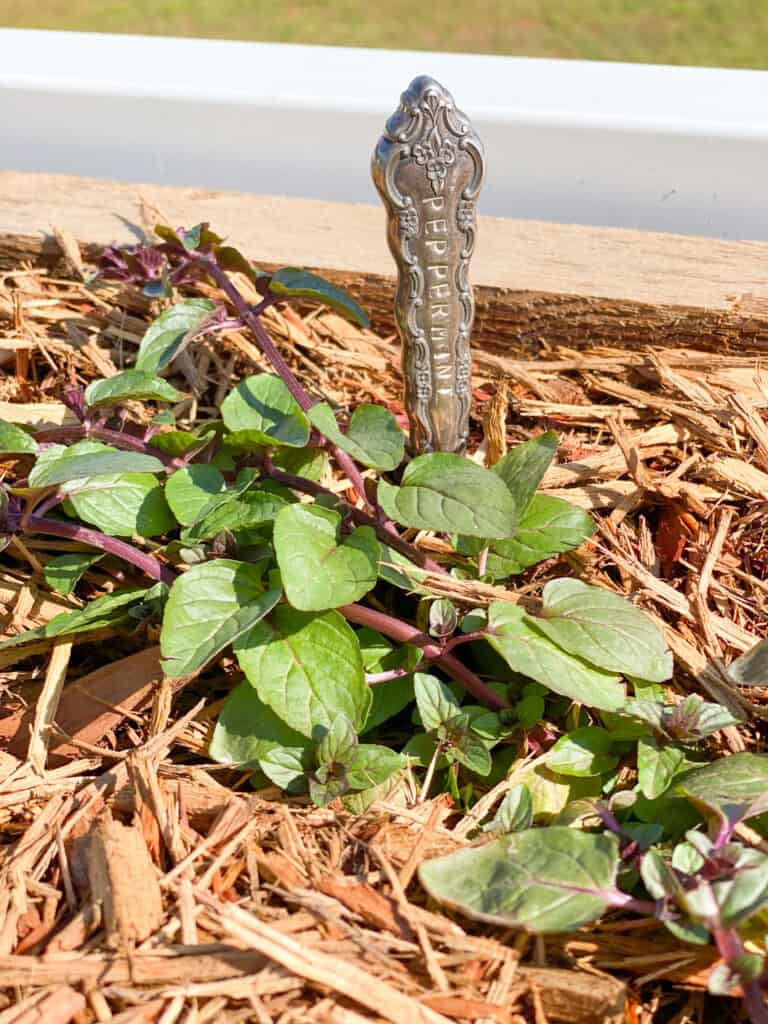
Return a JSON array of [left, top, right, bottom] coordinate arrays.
[[4, 0, 768, 69]]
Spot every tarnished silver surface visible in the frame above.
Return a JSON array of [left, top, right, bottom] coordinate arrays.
[[372, 75, 485, 454]]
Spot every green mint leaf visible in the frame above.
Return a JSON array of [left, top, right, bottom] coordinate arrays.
[[482, 784, 533, 834], [0, 421, 37, 456], [346, 744, 404, 791], [84, 370, 183, 407], [492, 431, 558, 511], [637, 736, 686, 799], [178, 223, 224, 252], [259, 746, 309, 793], [309, 767, 349, 807], [308, 402, 404, 471], [677, 753, 768, 824], [709, 956, 764, 997], [487, 602, 626, 712], [663, 917, 708, 946], [727, 637, 768, 688], [715, 847, 768, 926], [135, 298, 217, 373], [448, 724, 492, 776], [149, 426, 218, 458], [64, 473, 175, 537], [316, 714, 358, 766], [160, 560, 281, 678], [235, 606, 370, 738], [672, 840, 705, 875], [546, 727, 618, 778], [273, 503, 379, 611], [529, 578, 673, 682], [210, 680, 310, 769], [640, 847, 687, 902], [626, 696, 741, 741], [343, 777, 403, 814], [516, 692, 545, 729], [687, 699, 742, 737], [518, 762, 602, 820], [221, 373, 310, 449], [377, 453, 518, 539], [215, 245, 261, 283], [359, 628, 422, 675], [401, 732, 440, 768], [419, 827, 621, 932], [272, 445, 329, 483], [165, 465, 226, 526], [428, 598, 458, 638], [0, 587, 151, 650], [480, 496, 595, 579], [622, 699, 665, 732], [181, 480, 293, 543], [377, 542, 430, 593], [414, 672, 461, 732], [269, 268, 369, 328], [29, 443, 165, 488], [379, 698, 423, 742], [43, 552, 103, 595]]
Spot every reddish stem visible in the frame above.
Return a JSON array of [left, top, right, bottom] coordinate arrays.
[[713, 927, 768, 1024], [200, 257, 374, 512], [365, 666, 421, 685], [26, 515, 176, 586], [341, 602, 507, 710]]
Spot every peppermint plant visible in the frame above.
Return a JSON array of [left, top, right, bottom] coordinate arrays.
[[3, 220, 759, 1012]]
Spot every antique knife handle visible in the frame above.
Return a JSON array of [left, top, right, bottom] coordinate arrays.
[[372, 75, 485, 454]]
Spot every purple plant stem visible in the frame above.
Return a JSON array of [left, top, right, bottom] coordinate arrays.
[[263, 460, 446, 575], [34, 426, 180, 469], [365, 666, 421, 685], [199, 257, 374, 511], [713, 927, 768, 1024], [26, 515, 176, 586], [439, 630, 490, 655], [341, 602, 507, 711]]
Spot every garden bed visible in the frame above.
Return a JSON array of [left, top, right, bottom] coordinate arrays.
[[1, 177, 768, 1023]]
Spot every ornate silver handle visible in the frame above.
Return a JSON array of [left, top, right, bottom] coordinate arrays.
[[372, 75, 485, 454]]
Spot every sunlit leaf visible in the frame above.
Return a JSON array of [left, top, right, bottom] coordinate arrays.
[[235, 606, 370, 738], [161, 560, 280, 677], [135, 298, 217, 373], [308, 402, 404, 471], [419, 827, 621, 932], [273, 503, 379, 610], [221, 373, 310, 448], [84, 370, 182, 407], [487, 602, 626, 711], [269, 268, 369, 327], [378, 453, 518, 539], [529, 578, 672, 682]]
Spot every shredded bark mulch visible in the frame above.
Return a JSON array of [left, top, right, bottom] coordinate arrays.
[[0, 233, 765, 1023]]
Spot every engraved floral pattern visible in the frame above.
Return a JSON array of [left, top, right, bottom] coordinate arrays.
[[398, 206, 419, 239], [457, 200, 476, 233], [412, 136, 456, 194]]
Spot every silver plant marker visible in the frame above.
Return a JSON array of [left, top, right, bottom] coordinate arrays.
[[372, 75, 485, 454]]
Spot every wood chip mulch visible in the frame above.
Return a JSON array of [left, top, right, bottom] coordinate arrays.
[[0, 232, 764, 1023]]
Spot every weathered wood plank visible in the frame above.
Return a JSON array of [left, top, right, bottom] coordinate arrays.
[[2, 171, 768, 354]]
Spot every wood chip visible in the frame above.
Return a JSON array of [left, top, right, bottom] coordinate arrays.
[[85, 812, 164, 947]]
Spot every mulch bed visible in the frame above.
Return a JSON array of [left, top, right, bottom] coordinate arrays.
[[1, 231, 766, 1023]]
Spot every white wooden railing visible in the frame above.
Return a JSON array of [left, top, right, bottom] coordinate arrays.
[[1, 28, 767, 239]]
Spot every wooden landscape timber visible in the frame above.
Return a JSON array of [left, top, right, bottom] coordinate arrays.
[[2, 171, 768, 356]]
